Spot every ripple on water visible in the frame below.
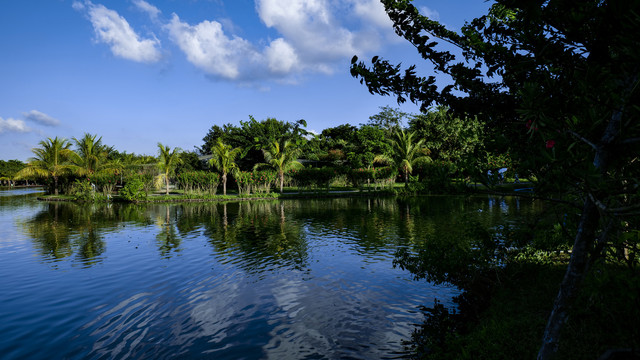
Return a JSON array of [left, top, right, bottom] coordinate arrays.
[[0, 196, 529, 359]]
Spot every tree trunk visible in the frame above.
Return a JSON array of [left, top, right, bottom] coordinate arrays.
[[538, 102, 623, 359], [222, 173, 227, 195], [165, 172, 170, 195], [537, 198, 600, 359], [279, 171, 284, 193], [53, 175, 59, 195]]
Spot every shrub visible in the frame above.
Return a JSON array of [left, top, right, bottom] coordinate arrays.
[[348, 168, 373, 188], [235, 170, 277, 195], [91, 173, 119, 196], [120, 176, 147, 202], [349, 166, 397, 189], [71, 179, 95, 202], [177, 171, 220, 195], [290, 167, 338, 191]]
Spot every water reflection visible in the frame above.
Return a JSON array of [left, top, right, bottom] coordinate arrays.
[[15, 196, 544, 272], [17, 202, 152, 267], [201, 201, 310, 273], [19, 203, 76, 260], [17, 203, 111, 266], [154, 205, 182, 258], [4, 193, 545, 359]]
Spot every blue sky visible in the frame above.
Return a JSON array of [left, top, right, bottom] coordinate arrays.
[[0, 0, 491, 161]]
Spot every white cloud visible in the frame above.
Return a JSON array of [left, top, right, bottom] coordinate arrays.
[[352, 0, 392, 29], [72, 1, 85, 11], [162, 0, 396, 81], [0, 117, 31, 134], [23, 110, 60, 127], [257, 0, 359, 63], [72, 0, 401, 82], [133, 0, 161, 21], [77, 1, 162, 63], [265, 38, 299, 74], [166, 14, 262, 80], [419, 6, 440, 21], [255, 0, 394, 74]]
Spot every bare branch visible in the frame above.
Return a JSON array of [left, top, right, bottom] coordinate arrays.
[[588, 192, 640, 215], [621, 137, 640, 145], [566, 130, 597, 150]]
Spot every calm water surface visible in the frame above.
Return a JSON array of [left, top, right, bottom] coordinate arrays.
[[0, 189, 536, 359]]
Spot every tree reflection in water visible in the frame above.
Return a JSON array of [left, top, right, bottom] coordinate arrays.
[[154, 204, 182, 258], [18, 202, 108, 267], [16, 196, 544, 274], [18, 202, 153, 267], [200, 201, 310, 273]]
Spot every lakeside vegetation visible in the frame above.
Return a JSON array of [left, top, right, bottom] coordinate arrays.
[[348, 0, 640, 359], [4, 105, 498, 202], [3, 1, 639, 359]]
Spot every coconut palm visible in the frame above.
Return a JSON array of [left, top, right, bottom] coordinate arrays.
[[260, 139, 303, 193], [72, 133, 110, 175], [156, 143, 182, 195], [376, 129, 430, 186], [16, 137, 76, 195], [209, 138, 243, 195]]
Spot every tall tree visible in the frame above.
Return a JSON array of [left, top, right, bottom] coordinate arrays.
[[349, 125, 392, 169], [0, 160, 25, 185], [208, 138, 243, 195], [351, 1, 640, 358], [175, 151, 206, 174], [377, 129, 430, 186], [156, 143, 182, 195], [367, 105, 408, 135], [315, 124, 355, 165], [16, 137, 76, 195], [201, 117, 309, 170], [409, 107, 484, 164], [259, 139, 303, 193], [72, 133, 109, 175]]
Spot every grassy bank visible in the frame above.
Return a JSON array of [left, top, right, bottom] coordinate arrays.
[[410, 255, 640, 359], [36, 187, 396, 203]]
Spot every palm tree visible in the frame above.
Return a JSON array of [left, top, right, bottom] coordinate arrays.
[[260, 139, 302, 193], [16, 137, 76, 195], [377, 129, 430, 186], [157, 143, 182, 195], [72, 133, 109, 175], [209, 138, 243, 195]]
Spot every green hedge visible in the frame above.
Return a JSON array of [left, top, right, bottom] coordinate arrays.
[[177, 171, 220, 194]]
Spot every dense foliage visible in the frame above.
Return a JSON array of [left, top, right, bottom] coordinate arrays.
[[0, 160, 25, 185], [201, 116, 310, 169], [4, 6, 638, 354], [176, 171, 220, 195], [351, 0, 640, 358], [9, 107, 499, 200]]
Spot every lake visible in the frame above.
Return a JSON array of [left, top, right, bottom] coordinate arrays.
[[0, 188, 537, 359]]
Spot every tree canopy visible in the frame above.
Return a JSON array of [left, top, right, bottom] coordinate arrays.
[[259, 139, 303, 193], [351, 1, 640, 358], [0, 160, 25, 181], [201, 116, 309, 170], [72, 133, 111, 176], [366, 105, 408, 135], [16, 137, 76, 195], [156, 143, 182, 195], [208, 138, 243, 195]]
